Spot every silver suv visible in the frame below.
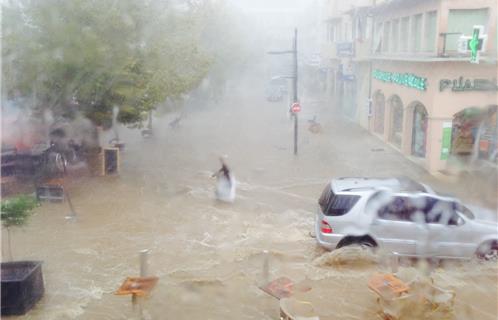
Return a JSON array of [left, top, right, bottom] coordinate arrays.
[[315, 177, 498, 260]]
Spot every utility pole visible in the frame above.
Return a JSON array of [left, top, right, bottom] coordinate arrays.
[[267, 28, 299, 155], [292, 28, 298, 156], [367, 0, 377, 132]]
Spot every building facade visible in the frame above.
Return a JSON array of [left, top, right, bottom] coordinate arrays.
[[320, 0, 375, 126], [321, 0, 497, 174], [369, 0, 497, 174]]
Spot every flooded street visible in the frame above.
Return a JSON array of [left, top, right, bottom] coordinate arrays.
[[5, 73, 497, 320]]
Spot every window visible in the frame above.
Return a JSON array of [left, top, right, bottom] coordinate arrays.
[[344, 21, 352, 41], [446, 8, 489, 51], [328, 24, 336, 43], [378, 196, 461, 225], [378, 197, 417, 221], [391, 19, 399, 52], [383, 21, 391, 52], [355, 15, 370, 41], [457, 204, 474, 220], [374, 22, 383, 53], [400, 17, 410, 51], [411, 104, 428, 157], [424, 11, 437, 52], [452, 106, 497, 162], [389, 96, 404, 148], [365, 16, 372, 40], [319, 184, 332, 209], [477, 106, 498, 162], [336, 24, 343, 42], [411, 14, 422, 52], [423, 198, 460, 225], [355, 17, 361, 41], [321, 193, 360, 216]]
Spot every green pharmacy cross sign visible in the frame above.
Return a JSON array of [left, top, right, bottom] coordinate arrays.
[[467, 26, 485, 64]]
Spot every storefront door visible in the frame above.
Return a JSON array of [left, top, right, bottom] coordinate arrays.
[[411, 104, 428, 157]]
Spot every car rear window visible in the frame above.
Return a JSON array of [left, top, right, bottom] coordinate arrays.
[[319, 186, 360, 216], [319, 184, 332, 208]]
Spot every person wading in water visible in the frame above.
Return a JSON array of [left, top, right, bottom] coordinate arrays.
[[212, 157, 236, 202]]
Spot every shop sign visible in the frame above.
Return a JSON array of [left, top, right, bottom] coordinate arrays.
[[439, 77, 498, 92], [440, 122, 452, 160], [372, 69, 427, 91], [339, 63, 355, 81], [336, 42, 353, 57], [340, 74, 355, 81]]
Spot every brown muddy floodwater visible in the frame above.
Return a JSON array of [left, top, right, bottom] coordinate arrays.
[[3, 78, 497, 320]]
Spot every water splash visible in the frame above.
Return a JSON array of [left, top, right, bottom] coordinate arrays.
[[313, 246, 379, 267]]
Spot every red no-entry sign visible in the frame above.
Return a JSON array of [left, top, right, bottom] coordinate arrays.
[[291, 102, 301, 113]]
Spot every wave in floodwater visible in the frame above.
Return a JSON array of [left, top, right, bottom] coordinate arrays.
[[313, 246, 379, 268], [9, 87, 498, 320], [37, 283, 105, 320]]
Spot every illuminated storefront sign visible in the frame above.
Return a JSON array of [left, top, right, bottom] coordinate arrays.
[[439, 77, 498, 92], [468, 26, 486, 64], [372, 69, 427, 91]]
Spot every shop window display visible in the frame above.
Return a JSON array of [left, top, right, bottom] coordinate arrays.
[[411, 104, 428, 157], [451, 106, 497, 163], [389, 95, 404, 148]]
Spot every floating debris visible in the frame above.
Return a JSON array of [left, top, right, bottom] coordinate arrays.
[[368, 270, 455, 320]]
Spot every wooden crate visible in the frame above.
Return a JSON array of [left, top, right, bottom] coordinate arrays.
[[86, 148, 120, 176]]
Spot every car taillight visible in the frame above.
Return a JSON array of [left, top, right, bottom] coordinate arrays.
[[320, 220, 333, 234]]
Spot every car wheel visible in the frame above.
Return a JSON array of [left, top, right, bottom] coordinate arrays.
[[337, 236, 377, 251], [359, 240, 376, 249], [476, 241, 498, 261]]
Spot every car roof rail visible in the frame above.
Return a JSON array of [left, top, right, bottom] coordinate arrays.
[[341, 187, 377, 192]]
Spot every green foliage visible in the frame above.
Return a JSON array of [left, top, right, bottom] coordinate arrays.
[[117, 107, 145, 126], [2, 0, 211, 127], [182, 0, 254, 102], [1, 196, 38, 229]]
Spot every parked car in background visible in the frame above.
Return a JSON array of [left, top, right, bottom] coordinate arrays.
[[265, 77, 287, 102], [315, 177, 498, 260]]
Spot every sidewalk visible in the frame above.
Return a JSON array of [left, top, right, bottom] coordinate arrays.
[[302, 96, 497, 210]]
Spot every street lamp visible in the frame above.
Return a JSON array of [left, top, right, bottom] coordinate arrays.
[[267, 28, 299, 155]]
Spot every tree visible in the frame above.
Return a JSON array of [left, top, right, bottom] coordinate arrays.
[[2, 0, 211, 129], [1, 196, 38, 261]]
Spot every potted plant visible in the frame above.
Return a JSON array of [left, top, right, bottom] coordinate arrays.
[[1, 195, 44, 316]]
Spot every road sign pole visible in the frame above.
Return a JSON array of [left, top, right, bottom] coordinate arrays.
[[267, 28, 299, 156], [293, 28, 298, 156], [294, 113, 298, 155]]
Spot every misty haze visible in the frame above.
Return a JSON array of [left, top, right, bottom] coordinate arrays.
[[1, 0, 497, 319]]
